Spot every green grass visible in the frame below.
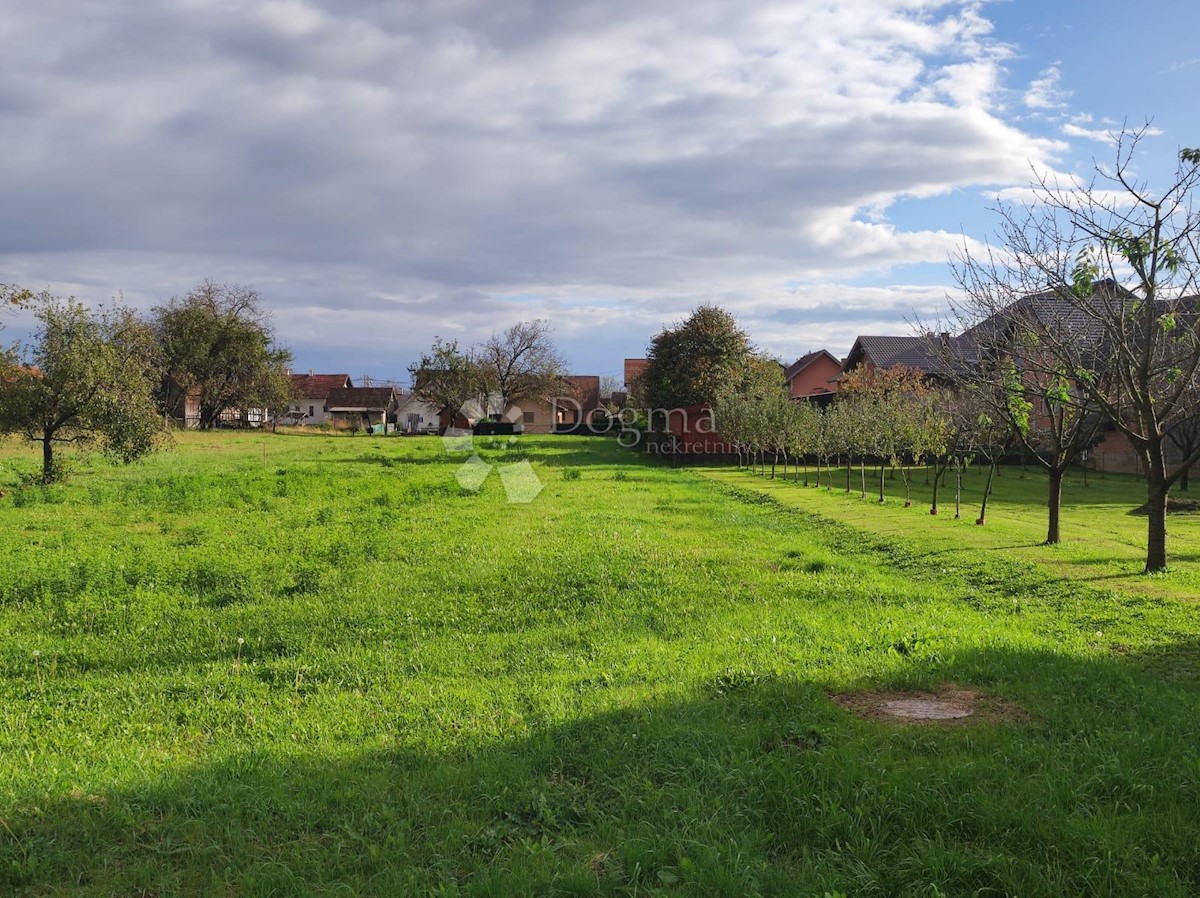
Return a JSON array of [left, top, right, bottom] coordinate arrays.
[[696, 457, 1200, 601], [1, 432, 1199, 896]]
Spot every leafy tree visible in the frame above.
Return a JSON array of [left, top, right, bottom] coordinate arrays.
[[921, 388, 956, 515], [642, 306, 755, 412], [153, 281, 292, 429], [948, 128, 1200, 562], [476, 320, 568, 416], [786, 399, 819, 486], [839, 365, 929, 504], [408, 338, 483, 431], [0, 291, 164, 483]]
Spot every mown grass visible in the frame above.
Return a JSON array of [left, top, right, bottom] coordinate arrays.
[[1, 432, 1198, 896], [696, 457, 1200, 600]]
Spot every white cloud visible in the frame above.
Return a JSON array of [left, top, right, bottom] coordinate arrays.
[[0, 0, 1066, 375], [1024, 64, 1070, 110], [1063, 122, 1162, 143]]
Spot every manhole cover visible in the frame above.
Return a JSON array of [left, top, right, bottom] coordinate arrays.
[[881, 697, 973, 720], [829, 686, 1027, 725]]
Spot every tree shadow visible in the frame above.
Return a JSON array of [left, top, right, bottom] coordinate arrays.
[[4, 643, 1199, 896]]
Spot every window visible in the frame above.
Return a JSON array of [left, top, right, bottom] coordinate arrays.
[[309, 406, 315, 417], [523, 411, 536, 423]]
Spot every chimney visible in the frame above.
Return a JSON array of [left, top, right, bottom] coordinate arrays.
[[309, 369, 314, 376]]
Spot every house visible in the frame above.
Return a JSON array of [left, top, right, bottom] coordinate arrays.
[[623, 358, 648, 397], [506, 376, 605, 434], [841, 335, 940, 376], [784, 350, 842, 403], [324, 386, 398, 430], [395, 391, 441, 434], [286, 372, 353, 426]]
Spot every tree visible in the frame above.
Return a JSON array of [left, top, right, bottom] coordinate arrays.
[[476, 320, 568, 416], [0, 291, 164, 483], [938, 322, 1102, 542], [951, 127, 1200, 569], [921, 388, 956, 515], [642, 306, 755, 412], [153, 281, 292, 429], [408, 338, 483, 431], [952, 387, 1012, 525], [839, 365, 929, 504], [1166, 401, 1200, 491]]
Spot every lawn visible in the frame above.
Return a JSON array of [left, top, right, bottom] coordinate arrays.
[[1, 432, 1198, 896], [696, 456, 1200, 602]]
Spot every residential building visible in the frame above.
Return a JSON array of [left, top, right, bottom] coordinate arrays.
[[324, 386, 398, 430], [507, 375, 604, 434], [784, 350, 842, 403], [287, 372, 353, 426], [395, 391, 441, 434]]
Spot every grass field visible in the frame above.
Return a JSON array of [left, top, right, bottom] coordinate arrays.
[[697, 456, 1200, 603], [1, 432, 1199, 896]]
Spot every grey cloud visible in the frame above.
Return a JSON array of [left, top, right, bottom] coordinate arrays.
[[1, 0, 1065, 377]]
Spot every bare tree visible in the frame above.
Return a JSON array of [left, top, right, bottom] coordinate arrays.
[[937, 318, 1103, 543], [949, 127, 1200, 569], [476, 320, 568, 416]]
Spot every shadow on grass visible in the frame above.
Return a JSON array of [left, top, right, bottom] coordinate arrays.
[[4, 644, 1200, 897]]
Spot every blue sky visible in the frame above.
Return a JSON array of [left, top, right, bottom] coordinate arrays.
[[0, 0, 1197, 386]]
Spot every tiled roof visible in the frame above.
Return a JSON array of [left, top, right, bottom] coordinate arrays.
[[290, 373, 351, 399], [783, 349, 840, 382], [564, 375, 601, 410], [846, 335, 938, 373], [325, 386, 395, 410]]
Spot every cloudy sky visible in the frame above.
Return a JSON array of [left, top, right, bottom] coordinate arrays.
[[1, 0, 1197, 383]]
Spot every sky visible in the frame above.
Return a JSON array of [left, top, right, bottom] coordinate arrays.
[[1, 0, 1197, 386]]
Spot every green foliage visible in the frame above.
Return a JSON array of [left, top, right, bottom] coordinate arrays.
[[408, 337, 481, 423], [0, 292, 164, 483], [153, 281, 292, 428], [643, 306, 755, 410]]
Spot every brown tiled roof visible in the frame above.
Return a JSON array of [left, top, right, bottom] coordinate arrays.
[[564, 375, 601, 410], [325, 386, 395, 411], [290, 373, 351, 399], [783, 349, 840, 382]]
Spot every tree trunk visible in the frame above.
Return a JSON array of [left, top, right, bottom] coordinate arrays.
[[770, 451, 777, 480], [977, 461, 997, 525], [1046, 468, 1063, 545], [878, 463, 885, 503], [901, 465, 911, 507], [859, 459, 866, 499], [930, 460, 942, 515], [1145, 464, 1169, 573], [954, 459, 961, 519], [41, 433, 54, 484], [1181, 465, 1191, 492], [845, 456, 851, 493]]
